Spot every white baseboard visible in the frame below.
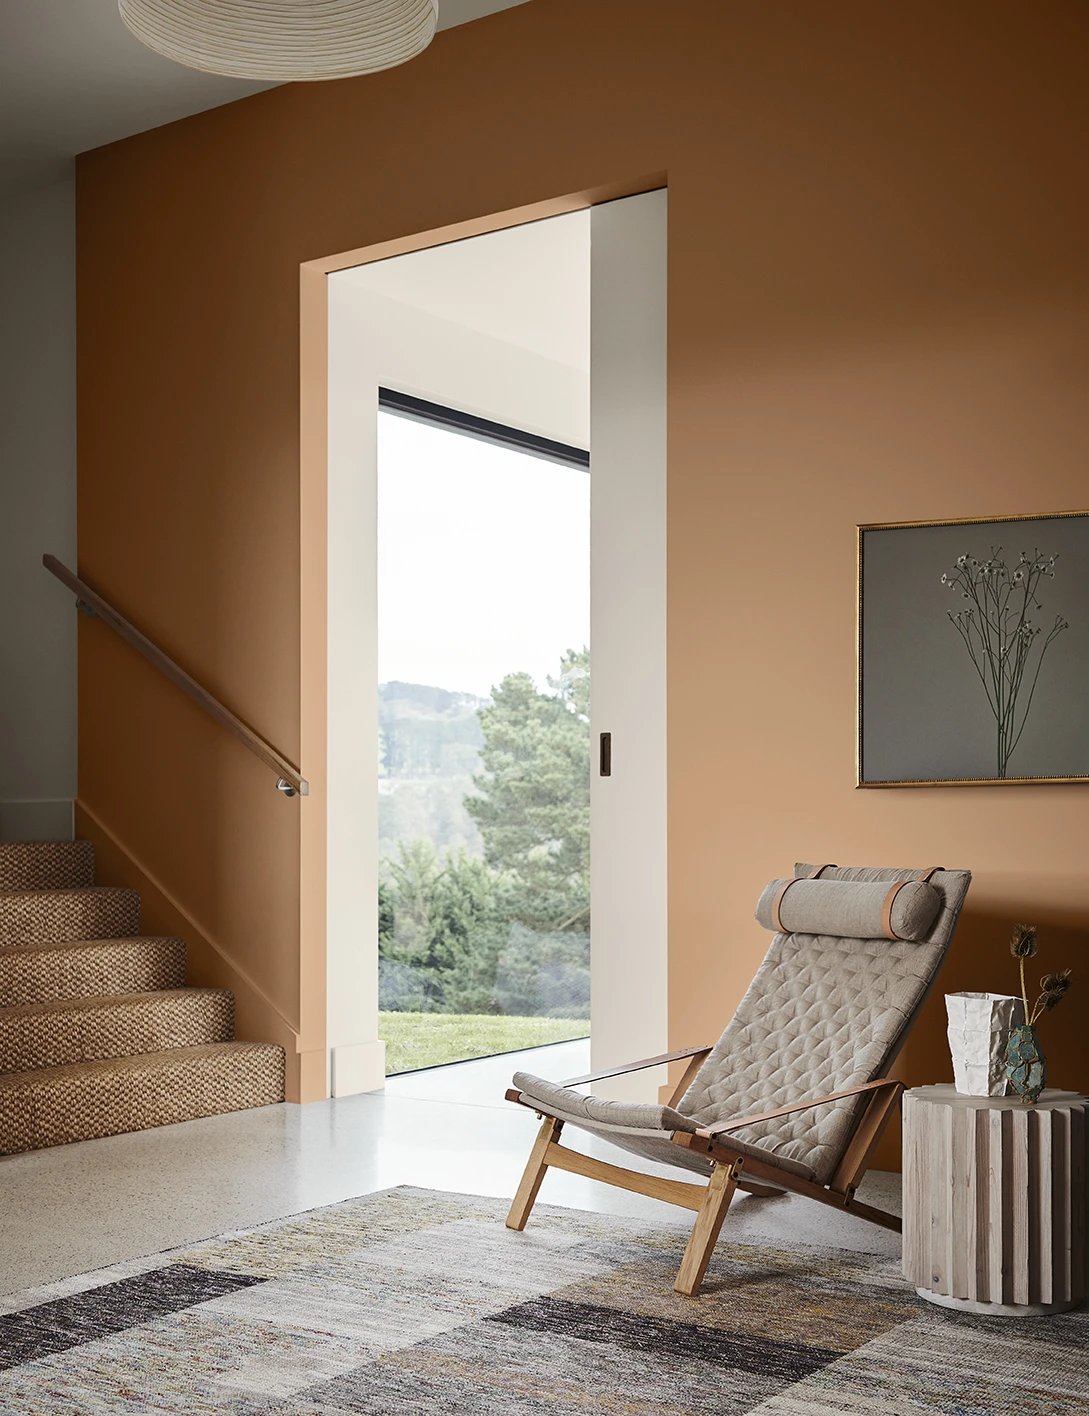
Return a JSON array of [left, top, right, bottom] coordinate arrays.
[[330, 1040, 387, 1097], [0, 799, 74, 842]]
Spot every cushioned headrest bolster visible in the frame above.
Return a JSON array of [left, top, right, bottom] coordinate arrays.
[[755, 876, 941, 941]]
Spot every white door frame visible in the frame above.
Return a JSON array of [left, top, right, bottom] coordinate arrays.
[[589, 190, 669, 1099]]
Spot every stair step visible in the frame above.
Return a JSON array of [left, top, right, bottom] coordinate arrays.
[[0, 841, 95, 892], [0, 989, 233, 1072], [0, 937, 186, 1007], [0, 887, 140, 947], [0, 1042, 285, 1153]]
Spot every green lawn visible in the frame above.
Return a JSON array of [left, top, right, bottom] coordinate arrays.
[[379, 1012, 589, 1075]]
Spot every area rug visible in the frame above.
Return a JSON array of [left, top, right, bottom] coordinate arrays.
[[0, 1187, 1086, 1414]]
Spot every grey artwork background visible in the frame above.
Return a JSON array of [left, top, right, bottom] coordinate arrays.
[[860, 515, 1089, 783]]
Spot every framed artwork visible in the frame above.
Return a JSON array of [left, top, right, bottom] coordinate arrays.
[[858, 510, 1089, 786]]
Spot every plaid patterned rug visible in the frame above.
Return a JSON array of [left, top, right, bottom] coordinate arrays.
[[0, 1187, 1085, 1414]]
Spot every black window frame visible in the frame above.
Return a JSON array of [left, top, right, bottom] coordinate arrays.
[[378, 388, 589, 471]]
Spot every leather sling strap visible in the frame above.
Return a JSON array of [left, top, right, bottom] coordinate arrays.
[[880, 865, 942, 941], [770, 863, 836, 934], [700, 1076, 903, 1139]]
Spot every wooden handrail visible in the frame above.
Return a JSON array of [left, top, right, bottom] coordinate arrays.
[[43, 555, 308, 797]]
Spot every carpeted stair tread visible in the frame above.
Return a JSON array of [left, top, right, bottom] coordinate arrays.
[[0, 1042, 286, 1153], [0, 887, 140, 947], [0, 937, 186, 1007], [0, 988, 233, 1073], [0, 841, 95, 892], [0, 837, 283, 1153]]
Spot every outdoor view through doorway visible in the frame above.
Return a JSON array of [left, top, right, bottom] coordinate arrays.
[[377, 403, 591, 1074]]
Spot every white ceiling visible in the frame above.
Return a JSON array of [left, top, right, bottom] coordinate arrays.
[[0, 0, 530, 202], [338, 209, 590, 371]]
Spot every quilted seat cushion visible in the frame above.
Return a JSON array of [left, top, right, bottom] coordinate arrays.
[[511, 1071, 816, 1180], [755, 876, 941, 942], [680, 932, 943, 1182], [512, 1071, 697, 1135]]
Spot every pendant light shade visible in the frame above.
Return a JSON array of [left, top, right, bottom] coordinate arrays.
[[117, 0, 439, 81]]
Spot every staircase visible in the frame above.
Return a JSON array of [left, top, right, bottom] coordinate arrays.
[[0, 840, 285, 1154]]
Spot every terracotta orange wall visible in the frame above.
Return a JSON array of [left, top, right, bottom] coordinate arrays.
[[77, 0, 1089, 1134]]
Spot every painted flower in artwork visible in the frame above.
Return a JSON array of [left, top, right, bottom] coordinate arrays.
[[941, 549, 1068, 778]]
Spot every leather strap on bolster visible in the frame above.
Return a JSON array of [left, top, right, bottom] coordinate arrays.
[[881, 865, 943, 941], [770, 863, 836, 933]]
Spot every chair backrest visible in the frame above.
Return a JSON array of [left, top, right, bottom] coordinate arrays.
[[678, 863, 971, 1184]]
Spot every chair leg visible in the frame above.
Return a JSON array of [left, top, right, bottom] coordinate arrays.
[[506, 1116, 563, 1231], [674, 1159, 741, 1297]]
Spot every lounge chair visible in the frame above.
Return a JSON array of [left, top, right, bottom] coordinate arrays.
[[505, 862, 971, 1296]]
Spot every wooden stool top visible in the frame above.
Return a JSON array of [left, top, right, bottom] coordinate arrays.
[[905, 1083, 1085, 1112]]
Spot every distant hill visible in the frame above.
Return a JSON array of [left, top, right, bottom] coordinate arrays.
[[378, 681, 485, 778], [378, 682, 487, 860]]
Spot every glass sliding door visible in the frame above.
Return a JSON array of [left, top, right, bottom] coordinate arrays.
[[377, 400, 590, 1073]]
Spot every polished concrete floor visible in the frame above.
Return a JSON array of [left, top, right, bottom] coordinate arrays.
[[0, 1039, 902, 1295]]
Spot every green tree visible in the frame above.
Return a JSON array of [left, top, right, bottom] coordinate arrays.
[[378, 649, 592, 1018], [378, 839, 516, 1013], [465, 646, 590, 931]]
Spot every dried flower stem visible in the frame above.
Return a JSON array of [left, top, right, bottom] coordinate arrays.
[[1007, 924, 1072, 1028], [1020, 954, 1029, 1024], [942, 548, 1068, 778], [1029, 969, 1072, 1025]]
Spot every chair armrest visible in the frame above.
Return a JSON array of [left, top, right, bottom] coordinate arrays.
[[563, 1045, 713, 1088], [697, 1078, 903, 1139]]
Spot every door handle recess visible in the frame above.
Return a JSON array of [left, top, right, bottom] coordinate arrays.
[[599, 732, 612, 777]]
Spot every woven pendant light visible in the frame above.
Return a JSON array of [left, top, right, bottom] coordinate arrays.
[[118, 0, 439, 81]]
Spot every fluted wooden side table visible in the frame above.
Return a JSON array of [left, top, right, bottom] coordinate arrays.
[[903, 1084, 1087, 1315]]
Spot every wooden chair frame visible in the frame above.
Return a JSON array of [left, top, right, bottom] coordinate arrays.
[[505, 1045, 904, 1297]]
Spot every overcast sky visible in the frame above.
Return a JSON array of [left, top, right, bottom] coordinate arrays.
[[377, 412, 590, 699]]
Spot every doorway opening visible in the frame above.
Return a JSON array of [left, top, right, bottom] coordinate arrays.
[[319, 190, 666, 1102], [330, 207, 593, 1082], [377, 393, 591, 1074]]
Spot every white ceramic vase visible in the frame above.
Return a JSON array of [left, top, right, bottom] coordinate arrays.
[[945, 992, 1025, 1097]]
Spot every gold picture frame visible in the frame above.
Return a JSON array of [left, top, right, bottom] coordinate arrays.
[[857, 509, 1089, 787]]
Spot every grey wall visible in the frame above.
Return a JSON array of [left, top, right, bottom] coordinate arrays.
[[0, 179, 77, 839]]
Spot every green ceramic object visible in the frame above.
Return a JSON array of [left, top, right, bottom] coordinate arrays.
[[1005, 1023, 1046, 1104]]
